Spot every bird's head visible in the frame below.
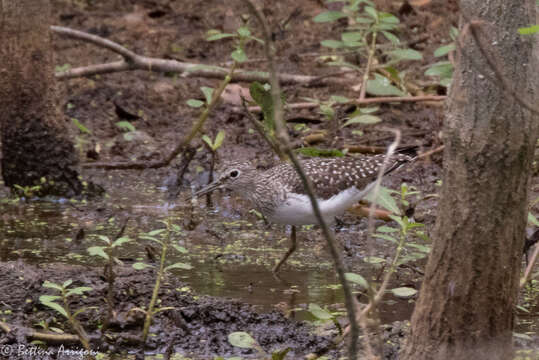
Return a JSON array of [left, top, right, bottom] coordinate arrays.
[[193, 161, 257, 197]]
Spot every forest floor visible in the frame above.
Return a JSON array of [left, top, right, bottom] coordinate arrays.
[[0, 0, 537, 359]]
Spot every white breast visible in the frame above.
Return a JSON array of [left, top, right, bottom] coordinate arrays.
[[267, 182, 376, 226]]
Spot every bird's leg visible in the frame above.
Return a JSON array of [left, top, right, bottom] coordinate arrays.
[[272, 225, 297, 274]]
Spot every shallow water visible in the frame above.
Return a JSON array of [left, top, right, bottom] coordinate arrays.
[[0, 172, 417, 325]]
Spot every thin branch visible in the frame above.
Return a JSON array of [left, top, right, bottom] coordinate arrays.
[[241, 1, 359, 359], [233, 95, 446, 113], [520, 244, 539, 289], [241, 97, 285, 159], [51, 26, 354, 86], [358, 31, 377, 101]]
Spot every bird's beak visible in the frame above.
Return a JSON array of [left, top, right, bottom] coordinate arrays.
[[192, 179, 223, 198]]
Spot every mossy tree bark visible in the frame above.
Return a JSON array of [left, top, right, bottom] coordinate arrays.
[[402, 1, 538, 359], [0, 0, 83, 197]]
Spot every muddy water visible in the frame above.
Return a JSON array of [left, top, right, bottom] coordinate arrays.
[[0, 173, 414, 325]]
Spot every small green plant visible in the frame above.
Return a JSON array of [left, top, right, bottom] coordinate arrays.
[[314, 0, 422, 97], [87, 228, 132, 332], [39, 280, 95, 351], [130, 220, 192, 344], [13, 184, 42, 199], [202, 130, 226, 206], [306, 303, 345, 335], [223, 331, 290, 360], [425, 26, 458, 87]]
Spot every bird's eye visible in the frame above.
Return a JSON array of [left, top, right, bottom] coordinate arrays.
[[230, 170, 240, 178]]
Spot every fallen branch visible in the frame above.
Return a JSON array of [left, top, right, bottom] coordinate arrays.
[[51, 26, 354, 86], [233, 95, 446, 113]]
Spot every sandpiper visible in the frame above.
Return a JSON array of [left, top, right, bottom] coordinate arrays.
[[194, 154, 412, 273]]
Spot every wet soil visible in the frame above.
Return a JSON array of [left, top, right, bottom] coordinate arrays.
[[0, 0, 537, 358]]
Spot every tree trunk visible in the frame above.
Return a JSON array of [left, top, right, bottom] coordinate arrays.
[[0, 0, 83, 197], [402, 1, 538, 359]]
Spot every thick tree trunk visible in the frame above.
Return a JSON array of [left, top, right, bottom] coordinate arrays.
[[0, 0, 83, 197], [402, 1, 538, 359]]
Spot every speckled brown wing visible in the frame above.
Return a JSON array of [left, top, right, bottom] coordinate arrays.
[[277, 155, 411, 200]]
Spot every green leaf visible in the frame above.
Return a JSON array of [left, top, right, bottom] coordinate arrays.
[[43, 281, 63, 292], [341, 32, 363, 43], [228, 331, 257, 349], [365, 185, 401, 214], [172, 244, 188, 254], [231, 48, 247, 63], [381, 31, 400, 44], [164, 262, 193, 272], [73, 306, 97, 319], [66, 287, 93, 297], [294, 147, 344, 157], [355, 16, 375, 24], [237, 26, 251, 37], [87, 246, 109, 260], [201, 86, 214, 105], [360, 106, 380, 114], [344, 272, 369, 289], [364, 256, 386, 264], [364, 6, 378, 21], [308, 303, 333, 320], [391, 287, 417, 298], [206, 33, 236, 41], [320, 39, 345, 49], [518, 25, 539, 35], [214, 130, 226, 149], [62, 279, 73, 288], [342, 114, 382, 127], [373, 233, 398, 243], [272, 348, 291, 360], [313, 11, 347, 23], [186, 99, 204, 108], [138, 235, 164, 245], [406, 243, 431, 253], [71, 118, 91, 134], [249, 81, 276, 132], [528, 212, 539, 226], [148, 229, 166, 236], [97, 235, 111, 243], [115, 121, 136, 132], [133, 262, 153, 270], [366, 74, 406, 96], [202, 134, 213, 148], [388, 48, 423, 61], [112, 236, 132, 248], [329, 95, 350, 104], [377, 225, 398, 233], [425, 61, 453, 78], [39, 296, 68, 318], [379, 12, 399, 24], [434, 43, 456, 57]]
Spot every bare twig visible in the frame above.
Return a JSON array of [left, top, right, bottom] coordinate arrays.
[[241, 1, 359, 358], [241, 97, 285, 159], [358, 31, 378, 101], [233, 95, 446, 113], [51, 26, 354, 86], [520, 244, 539, 289]]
